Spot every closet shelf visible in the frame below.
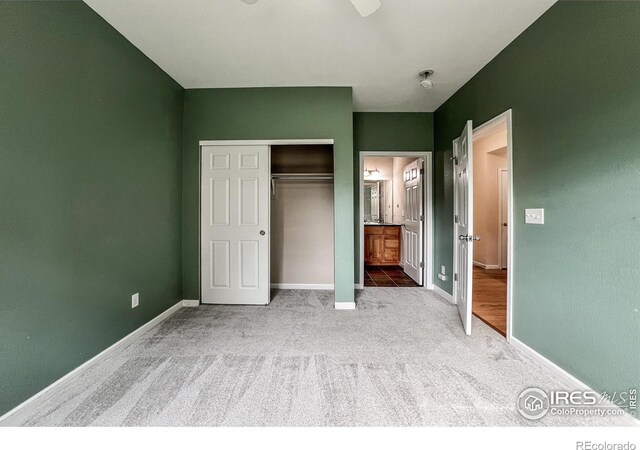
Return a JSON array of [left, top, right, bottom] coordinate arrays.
[[271, 172, 333, 180]]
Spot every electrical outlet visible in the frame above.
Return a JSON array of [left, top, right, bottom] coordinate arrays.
[[131, 293, 139, 308]]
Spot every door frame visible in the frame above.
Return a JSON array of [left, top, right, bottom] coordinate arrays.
[[458, 110, 513, 341], [198, 139, 334, 305], [497, 167, 509, 270], [358, 151, 433, 290]]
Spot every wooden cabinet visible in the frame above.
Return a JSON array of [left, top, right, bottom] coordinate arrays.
[[364, 225, 401, 265]]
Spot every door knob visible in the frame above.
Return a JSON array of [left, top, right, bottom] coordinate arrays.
[[260, 230, 266, 236], [503, 223, 508, 226]]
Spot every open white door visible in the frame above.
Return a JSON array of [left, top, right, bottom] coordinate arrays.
[[201, 145, 270, 305], [453, 121, 475, 335], [403, 158, 423, 285]]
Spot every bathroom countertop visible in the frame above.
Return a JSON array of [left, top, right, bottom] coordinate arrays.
[[364, 223, 402, 226]]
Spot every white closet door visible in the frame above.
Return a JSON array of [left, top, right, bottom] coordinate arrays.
[[201, 145, 270, 305]]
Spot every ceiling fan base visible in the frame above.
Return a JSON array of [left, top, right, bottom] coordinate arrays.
[[351, 0, 382, 17]]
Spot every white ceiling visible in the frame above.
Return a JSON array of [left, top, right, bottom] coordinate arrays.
[[84, 0, 556, 112]]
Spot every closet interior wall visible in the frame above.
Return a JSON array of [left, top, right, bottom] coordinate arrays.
[[270, 145, 335, 287]]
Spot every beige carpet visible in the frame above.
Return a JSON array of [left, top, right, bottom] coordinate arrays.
[[1, 288, 627, 426]]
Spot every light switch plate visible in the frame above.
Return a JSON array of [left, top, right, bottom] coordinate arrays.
[[440, 265, 446, 275], [132, 293, 139, 308], [525, 208, 544, 224]]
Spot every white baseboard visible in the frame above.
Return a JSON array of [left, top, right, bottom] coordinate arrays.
[[432, 285, 454, 304], [270, 283, 334, 290], [473, 261, 500, 270], [182, 299, 200, 307], [0, 300, 184, 425], [334, 302, 356, 310], [510, 337, 639, 426]]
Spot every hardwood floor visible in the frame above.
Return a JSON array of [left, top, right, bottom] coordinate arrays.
[[472, 267, 507, 336], [364, 265, 420, 287]]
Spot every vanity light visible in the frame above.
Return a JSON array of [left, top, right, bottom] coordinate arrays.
[[364, 168, 381, 179]]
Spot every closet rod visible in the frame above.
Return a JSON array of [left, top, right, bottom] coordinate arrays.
[[271, 172, 333, 180], [270, 173, 333, 195]]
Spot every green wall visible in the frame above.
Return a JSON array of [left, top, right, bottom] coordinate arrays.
[[353, 112, 434, 280], [182, 88, 354, 303], [354, 112, 434, 152], [0, 2, 184, 415], [433, 1, 640, 393]]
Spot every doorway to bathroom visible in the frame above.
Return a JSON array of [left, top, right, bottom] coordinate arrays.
[[358, 152, 433, 289]]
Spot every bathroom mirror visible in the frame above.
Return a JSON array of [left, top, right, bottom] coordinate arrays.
[[364, 180, 392, 223]]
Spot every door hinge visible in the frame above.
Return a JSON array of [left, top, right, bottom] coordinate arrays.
[[454, 214, 458, 224], [451, 156, 459, 165], [419, 261, 424, 268], [454, 273, 458, 282], [420, 214, 424, 222]]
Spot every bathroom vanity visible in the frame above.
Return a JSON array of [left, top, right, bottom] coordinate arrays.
[[364, 224, 401, 266]]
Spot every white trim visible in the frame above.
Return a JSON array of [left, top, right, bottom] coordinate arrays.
[[358, 151, 434, 290], [510, 337, 640, 427], [334, 302, 356, 310], [497, 167, 509, 270], [182, 299, 200, 307], [199, 139, 334, 146], [473, 261, 500, 270], [270, 283, 334, 290], [472, 110, 514, 342], [0, 301, 184, 425], [432, 285, 454, 304]]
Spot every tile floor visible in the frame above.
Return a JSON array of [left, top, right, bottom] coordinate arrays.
[[364, 266, 420, 287]]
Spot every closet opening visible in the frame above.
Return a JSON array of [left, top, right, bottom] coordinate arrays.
[[270, 145, 335, 293]]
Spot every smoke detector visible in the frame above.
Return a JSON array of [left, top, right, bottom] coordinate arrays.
[[419, 70, 434, 89]]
